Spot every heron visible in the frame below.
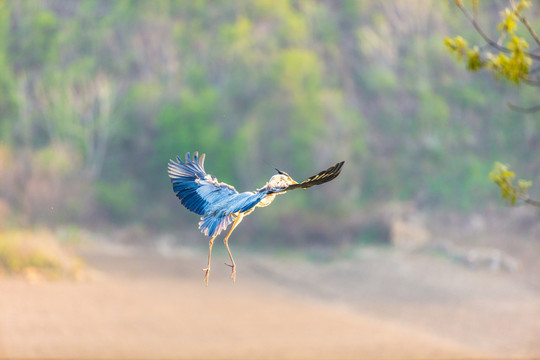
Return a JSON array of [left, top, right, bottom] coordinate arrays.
[[168, 151, 344, 285]]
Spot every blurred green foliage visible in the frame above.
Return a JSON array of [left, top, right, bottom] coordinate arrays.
[[0, 0, 538, 234], [446, 1, 533, 84], [94, 180, 136, 222], [489, 162, 532, 205], [446, 0, 539, 206], [0, 229, 83, 278]]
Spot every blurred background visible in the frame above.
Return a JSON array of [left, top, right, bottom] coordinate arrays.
[[0, 1, 539, 359]]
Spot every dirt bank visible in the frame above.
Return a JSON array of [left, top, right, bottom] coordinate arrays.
[[0, 241, 492, 360]]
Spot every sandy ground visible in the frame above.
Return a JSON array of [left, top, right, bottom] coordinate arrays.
[[0, 239, 539, 359]]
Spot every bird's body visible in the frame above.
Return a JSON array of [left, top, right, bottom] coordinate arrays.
[[168, 151, 344, 285]]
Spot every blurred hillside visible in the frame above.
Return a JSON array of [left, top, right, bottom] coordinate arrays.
[[0, 0, 539, 237]]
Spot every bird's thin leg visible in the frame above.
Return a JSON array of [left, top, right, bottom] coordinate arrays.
[[223, 214, 244, 282], [202, 235, 217, 286]]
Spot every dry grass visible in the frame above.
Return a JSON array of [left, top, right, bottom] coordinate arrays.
[[0, 229, 85, 280]]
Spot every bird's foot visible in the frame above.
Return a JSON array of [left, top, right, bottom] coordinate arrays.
[[202, 267, 211, 286], [225, 262, 236, 283]]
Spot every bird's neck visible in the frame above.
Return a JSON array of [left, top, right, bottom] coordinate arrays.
[[256, 193, 276, 208]]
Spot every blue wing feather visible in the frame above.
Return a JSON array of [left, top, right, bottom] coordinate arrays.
[[168, 152, 267, 237], [168, 152, 237, 216], [198, 192, 267, 237]]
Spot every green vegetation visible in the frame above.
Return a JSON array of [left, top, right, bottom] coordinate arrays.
[[446, 0, 540, 207], [446, 0, 533, 85], [489, 162, 538, 206], [0, 229, 84, 279], [0, 1, 538, 238]]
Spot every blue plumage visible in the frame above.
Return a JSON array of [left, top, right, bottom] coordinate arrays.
[[168, 152, 266, 237], [168, 151, 344, 285]]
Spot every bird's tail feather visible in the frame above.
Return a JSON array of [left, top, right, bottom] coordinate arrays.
[[199, 213, 236, 237]]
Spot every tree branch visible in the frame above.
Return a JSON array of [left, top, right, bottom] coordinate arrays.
[[456, 1, 540, 61], [521, 75, 540, 86], [507, 101, 540, 113], [510, 0, 540, 47], [521, 195, 540, 207]]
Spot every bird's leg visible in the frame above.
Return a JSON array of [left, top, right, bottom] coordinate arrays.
[[202, 235, 217, 286], [223, 214, 244, 282]]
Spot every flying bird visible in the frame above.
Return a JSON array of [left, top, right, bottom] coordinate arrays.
[[168, 152, 344, 285]]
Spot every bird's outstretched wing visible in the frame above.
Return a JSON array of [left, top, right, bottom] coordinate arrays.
[[276, 161, 345, 192], [169, 152, 267, 237], [168, 152, 238, 216]]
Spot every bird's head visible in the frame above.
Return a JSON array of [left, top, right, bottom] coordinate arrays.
[[263, 169, 298, 193]]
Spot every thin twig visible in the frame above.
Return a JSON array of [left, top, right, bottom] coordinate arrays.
[[456, 1, 540, 60], [456, 2, 512, 53], [521, 195, 540, 207], [520, 17, 540, 46], [521, 75, 540, 85], [507, 101, 540, 113], [510, 0, 540, 47]]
